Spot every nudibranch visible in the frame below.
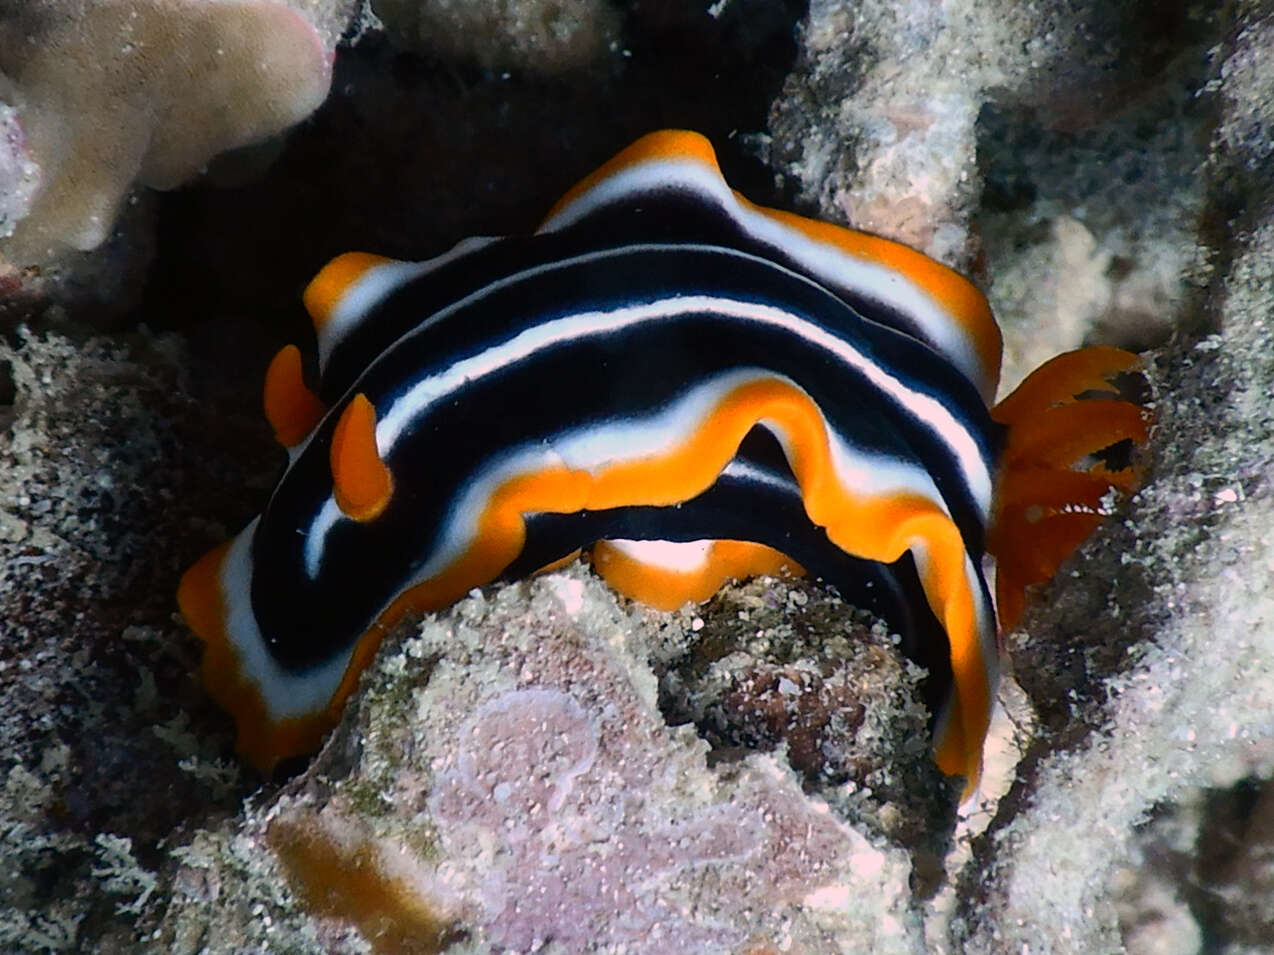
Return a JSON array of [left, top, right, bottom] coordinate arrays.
[[178, 130, 1149, 791]]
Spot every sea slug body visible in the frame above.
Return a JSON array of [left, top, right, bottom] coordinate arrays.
[[178, 130, 1149, 792]]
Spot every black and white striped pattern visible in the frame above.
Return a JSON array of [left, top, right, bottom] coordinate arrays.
[[190, 131, 1006, 784]]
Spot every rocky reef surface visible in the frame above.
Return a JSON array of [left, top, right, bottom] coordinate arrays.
[[1, 0, 1272, 951]]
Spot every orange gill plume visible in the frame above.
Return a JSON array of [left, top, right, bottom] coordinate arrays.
[[988, 346, 1152, 630]]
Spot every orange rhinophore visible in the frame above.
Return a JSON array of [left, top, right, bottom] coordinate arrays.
[[330, 393, 393, 522], [263, 344, 326, 448]]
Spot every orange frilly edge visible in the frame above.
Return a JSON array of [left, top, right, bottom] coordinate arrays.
[[176, 541, 385, 772]]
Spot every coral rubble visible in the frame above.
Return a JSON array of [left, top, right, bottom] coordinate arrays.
[[255, 570, 923, 953], [372, 0, 620, 73]]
